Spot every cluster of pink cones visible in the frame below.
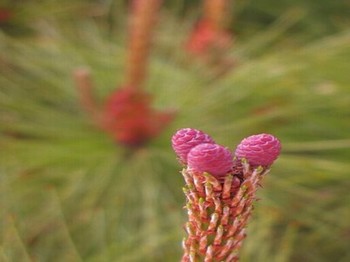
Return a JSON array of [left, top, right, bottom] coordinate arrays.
[[172, 128, 281, 261]]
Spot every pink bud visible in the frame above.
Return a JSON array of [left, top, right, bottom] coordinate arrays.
[[234, 133, 281, 166], [172, 128, 215, 164], [187, 143, 233, 177]]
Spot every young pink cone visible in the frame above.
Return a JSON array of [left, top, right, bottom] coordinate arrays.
[[172, 128, 215, 164], [187, 143, 233, 178], [234, 133, 281, 167]]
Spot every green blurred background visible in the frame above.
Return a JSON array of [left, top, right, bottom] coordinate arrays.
[[1, 0, 350, 261]]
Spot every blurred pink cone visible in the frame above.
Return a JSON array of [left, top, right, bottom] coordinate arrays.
[[104, 87, 175, 147], [185, 19, 232, 55]]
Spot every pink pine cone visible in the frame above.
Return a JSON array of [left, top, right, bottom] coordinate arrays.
[[234, 133, 281, 166], [172, 128, 215, 164], [187, 143, 233, 177]]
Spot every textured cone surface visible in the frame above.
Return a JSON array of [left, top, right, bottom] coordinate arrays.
[[187, 143, 233, 177], [234, 133, 281, 166], [172, 128, 215, 164]]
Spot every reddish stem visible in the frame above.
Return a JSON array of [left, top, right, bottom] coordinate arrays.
[[73, 69, 103, 127], [125, 0, 162, 89], [203, 0, 228, 31]]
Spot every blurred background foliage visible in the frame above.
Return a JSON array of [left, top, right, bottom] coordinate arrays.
[[1, 0, 350, 261]]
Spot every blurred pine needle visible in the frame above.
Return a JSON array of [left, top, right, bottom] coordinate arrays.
[[1, 1, 350, 261]]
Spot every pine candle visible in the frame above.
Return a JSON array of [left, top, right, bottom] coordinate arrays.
[[172, 129, 281, 261]]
